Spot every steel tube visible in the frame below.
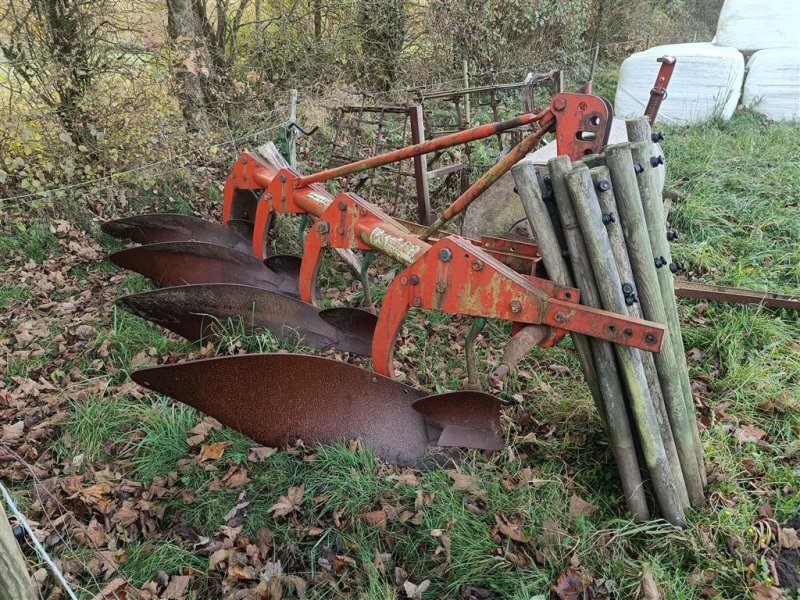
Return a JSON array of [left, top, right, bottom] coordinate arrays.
[[295, 111, 547, 188]]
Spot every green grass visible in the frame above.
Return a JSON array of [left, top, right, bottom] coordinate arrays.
[[0, 218, 60, 262]]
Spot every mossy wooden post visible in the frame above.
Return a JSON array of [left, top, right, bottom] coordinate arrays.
[[590, 165, 689, 509], [513, 159, 649, 521], [627, 118, 706, 487], [565, 165, 686, 526], [604, 142, 705, 507], [0, 501, 35, 600]]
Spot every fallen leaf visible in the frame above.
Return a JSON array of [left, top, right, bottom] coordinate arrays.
[[269, 485, 304, 519], [568, 494, 599, 519], [360, 509, 388, 530], [220, 465, 250, 488], [637, 564, 659, 599], [163, 575, 191, 599], [247, 446, 276, 462], [494, 513, 528, 542], [403, 578, 431, 599], [552, 565, 591, 600], [751, 582, 784, 600], [779, 527, 800, 549], [446, 470, 485, 496], [198, 442, 227, 461], [736, 425, 768, 444]]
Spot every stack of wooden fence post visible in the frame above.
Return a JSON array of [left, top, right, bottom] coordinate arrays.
[[512, 116, 706, 525]]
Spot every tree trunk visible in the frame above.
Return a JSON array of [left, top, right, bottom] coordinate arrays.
[[0, 502, 35, 600], [166, 0, 213, 133]]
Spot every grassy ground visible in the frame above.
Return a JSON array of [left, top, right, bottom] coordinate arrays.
[[0, 110, 798, 599]]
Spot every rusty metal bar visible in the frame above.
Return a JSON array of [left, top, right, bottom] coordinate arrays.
[[674, 280, 800, 310], [408, 104, 432, 225], [294, 111, 547, 188]]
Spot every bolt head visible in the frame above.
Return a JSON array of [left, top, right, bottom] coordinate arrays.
[[439, 247, 453, 262], [400, 276, 408, 285], [316, 221, 329, 233], [412, 296, 423, 308], [472, 260, 484, 271], [435, 282, 446, 293], [510, 300, 522, 314], [553, 97, 567, 111], [409, 274, 420, 285], [338, 200, 347, 211]]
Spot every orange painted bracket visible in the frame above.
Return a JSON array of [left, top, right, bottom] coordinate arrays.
[[372, 236, 664, 378]]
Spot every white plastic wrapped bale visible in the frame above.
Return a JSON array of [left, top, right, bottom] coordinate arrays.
[[615, 43, 745, 125], [743, 49, 800, 121], [715, 0, 800, 53]]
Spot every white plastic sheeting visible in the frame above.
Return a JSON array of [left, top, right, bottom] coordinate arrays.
[[715, 0, 800, 53], [615, 43, 745, 125], [743, 49, 800, 121]]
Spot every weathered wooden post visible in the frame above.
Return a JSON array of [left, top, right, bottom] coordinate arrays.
[[0, 501, 35, 600]]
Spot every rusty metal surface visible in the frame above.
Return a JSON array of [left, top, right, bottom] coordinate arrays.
[[317, 307, 378, 349], [674, 280, 800, 310], [412, 391, 502, 431], [437, 425, 503, 451], [102, 214, 251, 253], [109, 241, 298, 296], [116, 284, 375, 355], [132, 353, 434, 465]]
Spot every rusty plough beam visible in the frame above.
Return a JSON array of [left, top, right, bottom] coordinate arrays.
[[105, 91, 667, 466]]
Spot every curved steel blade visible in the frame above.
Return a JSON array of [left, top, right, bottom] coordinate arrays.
[[264, 254, 302, 278], [116, 284, 373, 355], [318, 307, 379, 348], [102, 214, 251, 253], [412, 391, 502, 431], [109, 241, 298, 296], [132, 353, 433, 465], [413, 391, 504, 451]]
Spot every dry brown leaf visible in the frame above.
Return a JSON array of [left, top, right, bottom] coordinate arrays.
[[220, 465, 250, 488], [637, 564, 659, 599], [198, 442, 227, 462], [541, 518, 568, 548], [552, 565, 592, 600], [494, 513, 528, 543], [360, 509, 388, 530], [568, 494, 599, 519], [779, 527, 800, 549], [751, 582, 784, 600], [90, 577, 129, 600], [163, 575, 192, 599], [445, 470, 485, 496], [403, 578, 431, 599], [736, 425, 768, 444], [269, 485, 304, 519], [248, 446, 277, 462]]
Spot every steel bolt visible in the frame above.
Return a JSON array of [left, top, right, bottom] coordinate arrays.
[[666, 229, 679, 241], [651, 132, 665, 143], [316, 221, 329, 234], [634, 163, 645, 174], [472, 260, 484, 271], [654, 256, 667, 268], [439, 247, 453, 262], [596, 179, 611, 192], [553, 97, 567, 111], [510, 300, 522, 314], [650, 155, 664, 167], [409, 274, 420, 285], [359, 208, 367, 216], [412, 296, 423, 308], [338, 200, 347, 211], [280, 174, 286, 183], [644, 333, 658, 345], [621, 282, 634, 295], [554, 312, 566, 323], [669, 261, 684, 274], [400, 276, 408, 286], [435, 281, 447, 293], [601, 212, 616, 225], [624, 293, 639, 306]]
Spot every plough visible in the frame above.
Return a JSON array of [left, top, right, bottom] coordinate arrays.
[[103, 91, 677, 503]]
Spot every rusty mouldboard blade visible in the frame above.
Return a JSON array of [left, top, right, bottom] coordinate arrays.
[[413, 391, 504, 451], [116, 284, 374, 355], [109, 241, 298, 296], [132, 353, 433, 465], [102, 214, 252, 253]]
